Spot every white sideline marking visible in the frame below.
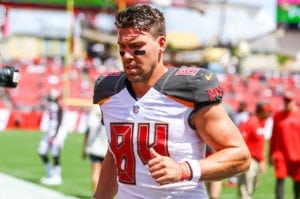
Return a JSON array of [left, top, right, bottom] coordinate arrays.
[[0, 173, 77, 199]]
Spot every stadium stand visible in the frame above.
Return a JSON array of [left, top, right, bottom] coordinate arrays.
[[1, 57, 300, 131]]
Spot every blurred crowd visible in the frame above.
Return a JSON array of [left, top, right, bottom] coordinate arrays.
[[1, 56, 300, 114], [0, 56, 121, 111]]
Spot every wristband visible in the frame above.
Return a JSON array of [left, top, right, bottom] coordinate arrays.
[[179, 161, 191, 181], [186, 159, 201, 182]]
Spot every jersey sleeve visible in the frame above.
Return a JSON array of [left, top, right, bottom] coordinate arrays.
[[153, 67, 223, 106], [93, 72, 127, 104]]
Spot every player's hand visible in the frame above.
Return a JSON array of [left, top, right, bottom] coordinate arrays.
[[49, 137, 55, 146], [259, 161, 266, 174], [148, 148, 182, 185]]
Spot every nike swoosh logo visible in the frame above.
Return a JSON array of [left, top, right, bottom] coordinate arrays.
[[205, 73, 213, 80]]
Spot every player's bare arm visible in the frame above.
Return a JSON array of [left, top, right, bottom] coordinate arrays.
[[94, 150, 118, 199], [148, 103, 250, 185], [192, 103, 251, 181]]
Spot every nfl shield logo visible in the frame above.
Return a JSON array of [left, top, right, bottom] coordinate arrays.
[[133, 105, 140, 114]]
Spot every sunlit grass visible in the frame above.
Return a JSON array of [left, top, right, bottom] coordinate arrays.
[[0, 130, 294, 199]]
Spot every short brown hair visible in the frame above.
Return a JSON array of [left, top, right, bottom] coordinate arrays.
[[256, 100, 271, 113], [115, 4, 166, 38]]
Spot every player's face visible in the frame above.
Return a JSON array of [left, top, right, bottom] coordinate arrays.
[[283, 98, 294, 111], [117, 28, 165, 83]]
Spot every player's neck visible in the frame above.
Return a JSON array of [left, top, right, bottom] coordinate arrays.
[[131, 65, 168, 98]]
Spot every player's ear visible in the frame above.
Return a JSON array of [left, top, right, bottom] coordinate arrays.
[[157, 36, 166, 53]]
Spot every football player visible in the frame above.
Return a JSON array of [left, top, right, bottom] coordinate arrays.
[[93, 4, 250, 199], [37, 89, 67, 185]]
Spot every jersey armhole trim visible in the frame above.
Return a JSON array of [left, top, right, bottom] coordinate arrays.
[[167, 95, 195, 108]]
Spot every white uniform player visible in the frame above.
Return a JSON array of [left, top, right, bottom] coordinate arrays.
[[93, 4, 250, 199], [84, 105, 108, 158], [38, 90, 67, 185], [82, 105, 108, 192], [94, 67, 223, 198]]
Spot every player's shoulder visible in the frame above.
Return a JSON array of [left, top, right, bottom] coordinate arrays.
[[93, 71, 127, 104], [154, 66, 223, 104]]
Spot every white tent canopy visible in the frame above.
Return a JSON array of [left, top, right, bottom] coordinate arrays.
[[163, 0, 276, 46]]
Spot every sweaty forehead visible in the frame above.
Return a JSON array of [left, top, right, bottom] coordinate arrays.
[[117, 28, 148, 44]]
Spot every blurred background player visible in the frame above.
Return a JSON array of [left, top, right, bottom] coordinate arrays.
[[226, 101, 251, 188], [237, 100, 272, 199], [269, 91, 300, 199], [234, 101, 251, 127], [82, 104, 108, 193], [37, 89, 67, 185]]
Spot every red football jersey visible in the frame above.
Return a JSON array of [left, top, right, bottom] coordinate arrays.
[[270, 109, 300, 161], [239, 115, 266, 162]]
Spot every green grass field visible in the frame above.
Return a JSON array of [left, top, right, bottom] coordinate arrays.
[[0, 130, 294, 199]]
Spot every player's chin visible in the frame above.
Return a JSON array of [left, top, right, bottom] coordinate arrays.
[[126, 74, 144, 82]]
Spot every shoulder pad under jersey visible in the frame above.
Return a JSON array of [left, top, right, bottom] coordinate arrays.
[[153, 66, 223, 105], [93, 72, 127, 104]]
